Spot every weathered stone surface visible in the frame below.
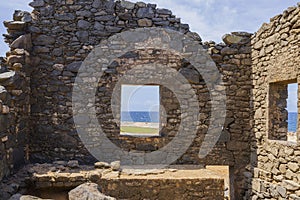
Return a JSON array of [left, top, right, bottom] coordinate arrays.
[[13, 10, 32, 22], [120, 1, 135, 9], [3, 21, 26, 30], [78, 20, 91, 29], [94, 22, 105, 31], [287, 162, 299, 172], [110, 161, 121, 171], [282, 180, 300, 191], [137, 7, 155, 18], [220, 47, 238, 55], [94, 162, 111, 169], [68, 183, 116, 200], [179, 68, 200, 84], [29, 0, 45, 7], [67, 160, 79, 168], [137, 18, 153, 27], [76, 10, 92, 18], [276, 186, 287, 198], [186, 32, 202, 42], [10, 34, 32, 50], [66, 62, 82, 73], [222, 34, 244, 45], [54, 13, 76, 21], [33, 35, 55, 45], [92, 0, 102, 8], [0, 71, 15, 81], [76, 31, 89, 42], [9, 194, 53, 200], [157, 8, 172, 15]]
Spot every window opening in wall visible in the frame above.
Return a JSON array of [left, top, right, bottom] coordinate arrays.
[[287, 83, 298, 142], [268, 81, 298, 141], [120, 85, 160, 137]]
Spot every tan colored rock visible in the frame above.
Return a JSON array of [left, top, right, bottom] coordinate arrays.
[[222, 34, 244, 45], [137, 18, 153, 27], [3, 21, 26, 30], [287, 162, 299, 173], [282, 180, 300, 191], [11, 34, 32, 51], [68, 183, 116, 200]]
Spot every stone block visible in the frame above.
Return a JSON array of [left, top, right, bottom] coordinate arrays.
[[282, 180, 300, 191], [137, 7, 155, 18], [121, 1, 135, 9], [29, 0, 45, 7], [3, 21, 26, 30], [220, 47, 238, 55], [77, 20, 91, 29], [287, 162, 299, 172], [33, 35, 55, 45], [137, 19, 153, 27], [10, 34, 32, 51], [276, 186, 287, 198]]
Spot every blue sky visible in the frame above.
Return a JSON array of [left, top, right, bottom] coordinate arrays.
[[288, 84, 298, 113], [0, 0, 298, 112], [121, 85, 160, 112]]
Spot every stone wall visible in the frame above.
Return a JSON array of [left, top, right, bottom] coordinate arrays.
[[0, 10, 33, 180], [0, 162, 225, 199], [251, 4, 300, 199], [26, 0, 193, 164]]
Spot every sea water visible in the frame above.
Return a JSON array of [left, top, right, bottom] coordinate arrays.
[[121, 111, 159, 123], [121, 111, 297, 131], [288, 112, 297, 132]]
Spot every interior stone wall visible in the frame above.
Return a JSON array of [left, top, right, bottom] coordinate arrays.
[[251, 4, 300, 199]]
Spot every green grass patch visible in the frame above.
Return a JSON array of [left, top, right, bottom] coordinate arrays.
[[120, 126, 159, 134]]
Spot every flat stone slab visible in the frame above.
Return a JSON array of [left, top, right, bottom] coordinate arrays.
[[0, 71, 15, 81]]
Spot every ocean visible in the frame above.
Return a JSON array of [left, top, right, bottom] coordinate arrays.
[[288, 112, 297, 132], [121, 111, 297, 131], [121, 111, 159, 123]]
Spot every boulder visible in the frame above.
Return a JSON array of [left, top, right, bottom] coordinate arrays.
[[68, 183, 116, 200]]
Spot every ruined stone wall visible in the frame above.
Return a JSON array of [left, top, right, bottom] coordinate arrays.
[[204, 33, 253, 199], [251, 4, 300, 199], [26, 0, 193, 163], [1, 0, 255, 198], [0, 11, 33, 180]]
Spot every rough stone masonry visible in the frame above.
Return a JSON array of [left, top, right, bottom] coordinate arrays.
[[0, 0, 299, 199]]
